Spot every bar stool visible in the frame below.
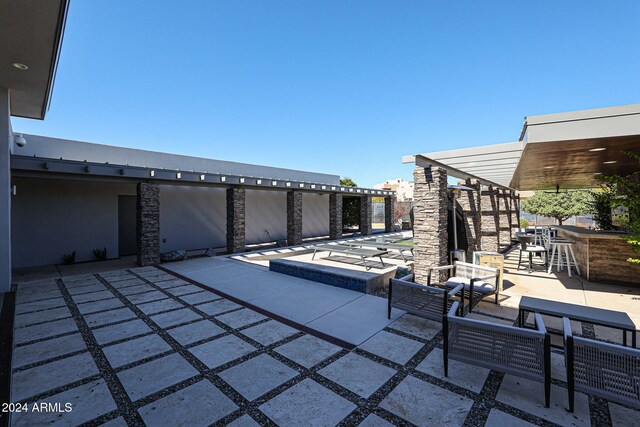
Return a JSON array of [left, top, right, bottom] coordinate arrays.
[[517, 235, 548, 273], [547, 241, 580, 277]]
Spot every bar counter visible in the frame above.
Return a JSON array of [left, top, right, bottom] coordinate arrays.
[[554, 225, 640, 286]]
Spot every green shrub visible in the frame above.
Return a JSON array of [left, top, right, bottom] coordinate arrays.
[[519, 218, 529, 229], [63, 251, 76, 265], [93, 247, 107, 261]]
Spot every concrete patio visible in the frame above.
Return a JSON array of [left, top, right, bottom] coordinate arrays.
[[7, 257, 640, 426]]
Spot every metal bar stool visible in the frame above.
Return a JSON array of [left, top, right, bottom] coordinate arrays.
[[517, 234, 548, 273]]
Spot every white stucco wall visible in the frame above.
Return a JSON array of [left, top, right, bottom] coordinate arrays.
[[159, 185, 226, 252], [302, 193, 329, 238], [246, 189, 287, 244], [11, 178, 136, 268]]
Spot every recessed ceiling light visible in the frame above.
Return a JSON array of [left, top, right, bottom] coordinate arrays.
[[589, 147, 606, 152], [543, 166, 554, 169], [603, 160, 617, 164], [12, 62, 28, 70]]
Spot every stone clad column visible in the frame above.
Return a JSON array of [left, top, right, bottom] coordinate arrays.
[[458, 178, 481, 260], [136, 182, 160, 266], [480, 184, 499, 252], [329, 193, 342, 240], [498, 189, 512, 251], [360, 195, 372, 236], [287, 190, 303, 246], [413, 166, 448, 283], [384, 196, 395, 232], [508, 190, 519, 234], [226, 187, 246, 253]]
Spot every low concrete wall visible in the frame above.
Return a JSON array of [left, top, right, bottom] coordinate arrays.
[[269, 259, 395, 294]]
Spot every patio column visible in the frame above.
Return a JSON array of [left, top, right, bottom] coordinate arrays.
[[0, 88, 10, 292], [498, 189, 512, 251], [226, 187, 246, 253], [480, 184, 500, 252], [513, 192, 521, 228], [136, 182, 160, 266], [458, 178, 481, 260], [287, 190, 303, 246], [413, 165, 448, 283], [360, 195, 372, 236], [329, 193, 342, 240], [508, 190, 519, 233], [384, 196, 395, 232]]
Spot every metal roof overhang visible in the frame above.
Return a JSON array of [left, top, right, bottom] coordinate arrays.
[[404, 104, 640, 192], [0, 0, 69, 119], [10, 155, 395, 197], [402, 141, 523, 190], [512, 104, 640, 190]]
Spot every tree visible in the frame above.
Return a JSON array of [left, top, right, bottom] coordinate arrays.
[[600, 151, 640, 264], [340, 177, 360, 228], [521, 190, 591, 225], [340, 177, 357, 187], [588, 184, 618, 231]]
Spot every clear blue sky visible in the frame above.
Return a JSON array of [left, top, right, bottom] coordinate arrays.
[[13, 1, 640, 187]]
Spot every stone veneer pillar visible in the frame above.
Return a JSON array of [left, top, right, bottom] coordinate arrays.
[[413, 166, 448, 283], [508, 190, 519, 233], [480, 184, 500, 252], [497, 189, 512, 251], [287, 191, 303, 246], [136, 182, 160, 266], [329, 193, 343, 240], [226, 187, 246, 253], [457, 178, 481, 260], [360, 195, 372, 236], [384, 196, 395, 232]]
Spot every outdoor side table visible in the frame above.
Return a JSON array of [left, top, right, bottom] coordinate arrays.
[[518, 296, 637, 348]]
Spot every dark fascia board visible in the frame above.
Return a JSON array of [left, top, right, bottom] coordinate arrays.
[[42, 0, 70, 119], [11, 156, 395, 197]]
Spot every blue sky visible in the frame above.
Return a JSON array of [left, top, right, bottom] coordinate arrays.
[[13, 1, 640, 187]]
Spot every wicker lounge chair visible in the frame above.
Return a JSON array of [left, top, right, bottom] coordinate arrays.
[[563, 317, 640, 412], [427, 261, 499, 312], [444, 301, 551, 407], [387, 274, 463, 321]]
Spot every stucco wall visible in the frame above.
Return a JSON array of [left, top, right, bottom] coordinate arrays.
[[11, 178, 136, 268], [159, 185, 226, 252], [11, 179, 332, 268], [302, 193, 329, 238], [246, 189, 287, 244]]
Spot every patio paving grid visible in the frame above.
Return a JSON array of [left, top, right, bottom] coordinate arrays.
[[5, 265, 639, 426]]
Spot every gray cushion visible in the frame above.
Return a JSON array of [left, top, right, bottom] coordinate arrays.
[[445, 277, 495, 294]]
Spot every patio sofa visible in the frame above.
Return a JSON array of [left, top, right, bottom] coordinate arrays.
[[387, 273, 463, 321], [563, 317, 640, 412], [444, 301, 551, 407]]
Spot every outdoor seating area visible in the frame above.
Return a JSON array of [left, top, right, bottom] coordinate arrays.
[[7, 260, 640, 426]]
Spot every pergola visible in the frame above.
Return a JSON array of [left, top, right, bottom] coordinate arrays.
[[404, 103, 640, 286]]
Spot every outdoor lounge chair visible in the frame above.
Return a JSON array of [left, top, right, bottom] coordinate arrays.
[[311, 244, 388, 270], [387, 273, 463, 321], [563, 317, 640, 412], [427, 261, 499, 312], [444, 301, 551, 407]]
